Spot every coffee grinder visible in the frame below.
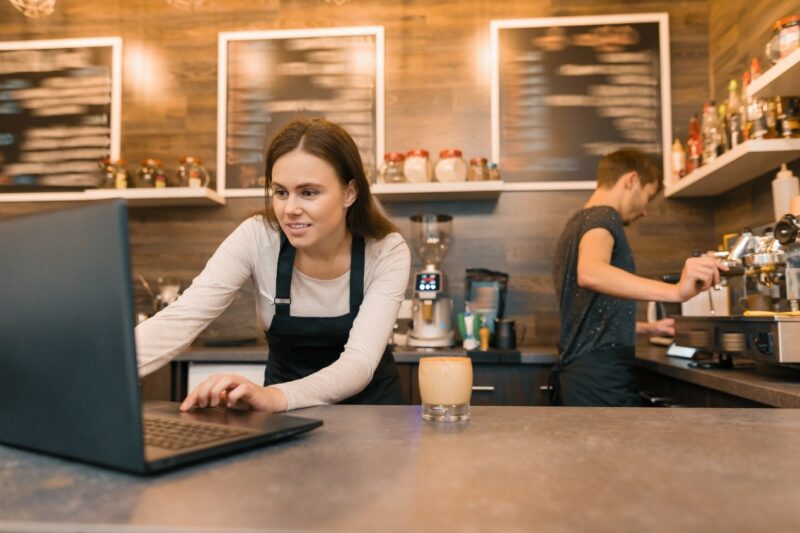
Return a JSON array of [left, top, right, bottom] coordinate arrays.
[[408, 214, 455, 347]]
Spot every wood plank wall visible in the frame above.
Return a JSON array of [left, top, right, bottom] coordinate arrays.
[[708, 0, 800, 235], [0, 0, 717, 347]]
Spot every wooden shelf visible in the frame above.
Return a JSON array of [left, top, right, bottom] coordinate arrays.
[[748, 47, 800, 99], [0, 187, 225, 207], [664, 138, 800, 198], [371, 181, 504, 202]]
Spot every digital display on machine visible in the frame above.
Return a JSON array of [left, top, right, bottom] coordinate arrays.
[[416, 272, 440, 292]]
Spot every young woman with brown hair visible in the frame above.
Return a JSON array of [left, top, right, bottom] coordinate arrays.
[[136, 118, 410, 412]]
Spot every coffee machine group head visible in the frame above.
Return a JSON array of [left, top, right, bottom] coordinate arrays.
[[408, 214, 455, 347]]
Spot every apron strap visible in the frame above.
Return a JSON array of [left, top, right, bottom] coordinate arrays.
[[275, 233, 365, 316], [349, 235, 365, 315], [275, 233, 295, 315]]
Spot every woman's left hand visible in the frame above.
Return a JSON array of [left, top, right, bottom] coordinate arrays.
[[179, 373, 288, 413]]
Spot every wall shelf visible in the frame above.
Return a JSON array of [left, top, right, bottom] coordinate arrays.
[[372, 181, 505, 202], [748, 47, 800, 99], [664, 138, 800, 198], [0, 187, 225, 207]]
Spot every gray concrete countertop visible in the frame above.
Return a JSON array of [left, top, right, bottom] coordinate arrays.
[[2, 405, 800, 531]]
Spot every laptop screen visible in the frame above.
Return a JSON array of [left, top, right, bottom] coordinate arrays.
[[0, 201, 147, 469]]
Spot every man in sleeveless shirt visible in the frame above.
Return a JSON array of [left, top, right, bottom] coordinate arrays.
[[551, 149, 725, 406]]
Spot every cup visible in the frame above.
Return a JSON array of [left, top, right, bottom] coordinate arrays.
[[493, 318, 527, 349], [418, 356, 472, 421]]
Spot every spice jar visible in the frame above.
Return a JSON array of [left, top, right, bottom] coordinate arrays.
[[767, 15, 800, 64], [487, 162, 501, 181], [777, 97, 800, 137], [467, 157, 489, 181], [176, 156, 210, 188], [98, 159, 129, 189], [135, 159, 167, 188], [379, 152, 407, 183], [404, 149, 432, 183], [434, 149, 467, 182]]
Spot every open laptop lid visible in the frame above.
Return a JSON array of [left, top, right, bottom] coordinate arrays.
[[0, 201, 146, 470]]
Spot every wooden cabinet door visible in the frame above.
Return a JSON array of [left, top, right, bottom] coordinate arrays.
[[405, 363, 552, 406]]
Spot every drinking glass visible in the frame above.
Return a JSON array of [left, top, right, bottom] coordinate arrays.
[[418, 356, 472, 421]]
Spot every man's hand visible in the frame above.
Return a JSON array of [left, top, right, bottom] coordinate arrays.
[[637, 318, 675, 337], [675, 255, 728, 302], [179, 373, 288, 412]]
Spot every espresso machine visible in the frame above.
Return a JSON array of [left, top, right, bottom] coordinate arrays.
[[407, 214, 455, 347], [674, 217, 800, 364]]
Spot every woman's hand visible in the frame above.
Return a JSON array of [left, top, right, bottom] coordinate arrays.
[[180, 373, 288, 413]]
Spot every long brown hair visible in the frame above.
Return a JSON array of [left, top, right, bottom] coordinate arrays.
[[262, 117, 397, 239]]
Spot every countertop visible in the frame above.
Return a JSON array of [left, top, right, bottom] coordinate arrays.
[[2, 405, 800, 532]]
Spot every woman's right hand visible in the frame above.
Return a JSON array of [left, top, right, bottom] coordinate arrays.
[[675, 255, 728, 302], [180, 373, 288, 413]]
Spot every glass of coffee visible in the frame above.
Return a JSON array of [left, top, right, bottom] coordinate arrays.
[[418, 356, 472, 421]]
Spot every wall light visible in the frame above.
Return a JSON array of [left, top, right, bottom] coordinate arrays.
[[8, 0, 56, 17]]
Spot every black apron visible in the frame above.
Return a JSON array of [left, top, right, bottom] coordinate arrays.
[[549, 345, 640, 407], [264, 234, 402, 405]]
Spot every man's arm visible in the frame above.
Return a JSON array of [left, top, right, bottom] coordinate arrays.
[[576, 228, 724, 304]]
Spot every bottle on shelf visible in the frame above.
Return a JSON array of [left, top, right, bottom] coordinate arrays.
[[670, 138, 686, 181], [701, 101, 720, 165], [727, 79, 744, 148], [748, 59, 768, 139], [687, 114, 702, 172], [772, 163, 800, 221]]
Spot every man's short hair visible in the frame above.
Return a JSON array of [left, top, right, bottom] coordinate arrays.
[[596, 148, 663, 192]]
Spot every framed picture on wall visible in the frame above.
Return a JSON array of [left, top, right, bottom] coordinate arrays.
[[0, 36, 122, 191], [490, 14, 671, 189], [218, 26, 385, 197]]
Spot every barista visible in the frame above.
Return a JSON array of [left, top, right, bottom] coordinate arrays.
[[551, 149, 726, 406], [135, 118, 411, 412]]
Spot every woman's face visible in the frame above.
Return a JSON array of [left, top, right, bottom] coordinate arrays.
[[270, 148, 356, 250]]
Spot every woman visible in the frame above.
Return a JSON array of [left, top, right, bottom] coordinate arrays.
[[136, 118, 411, 412]]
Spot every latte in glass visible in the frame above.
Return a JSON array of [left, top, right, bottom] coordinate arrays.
[[418, 356, 472, 421]]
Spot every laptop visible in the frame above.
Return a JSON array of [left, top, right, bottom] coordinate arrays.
[[0, 200, 322, 474]]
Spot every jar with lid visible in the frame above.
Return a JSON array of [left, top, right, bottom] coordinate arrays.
[[135, 159, 168, 188], [467, 157, 489, 181], [379, 152, 407, 183], [404, 149, 432, 183], [176, 156, 210, 188], [98, 159, 129, 189], [434, 149, 467, 182], [487, 162, 501, 181], [766, 15, 800, 64]]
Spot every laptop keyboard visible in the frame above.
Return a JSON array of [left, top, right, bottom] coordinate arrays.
[[143, 416, 252, 450]]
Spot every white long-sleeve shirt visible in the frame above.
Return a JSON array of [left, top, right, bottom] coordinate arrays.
[[135, 216, 411, 410]]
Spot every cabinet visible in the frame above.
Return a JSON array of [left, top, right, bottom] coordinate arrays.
[[401, 362, 552, 406], [635, 368, 769, 407]]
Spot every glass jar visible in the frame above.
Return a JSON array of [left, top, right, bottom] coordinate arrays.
[[135, 159, 167, 188], [98, 159, 129, 189], [176, 156, 210, 188], [434, 149, 467, 182], [487, 162, 501, 181], [404, 149, 433, 183], [767, 15, 800, 64], [379, 152, 407, 183], [467, 157, 489, 181], [778, 97, 800, 137]]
